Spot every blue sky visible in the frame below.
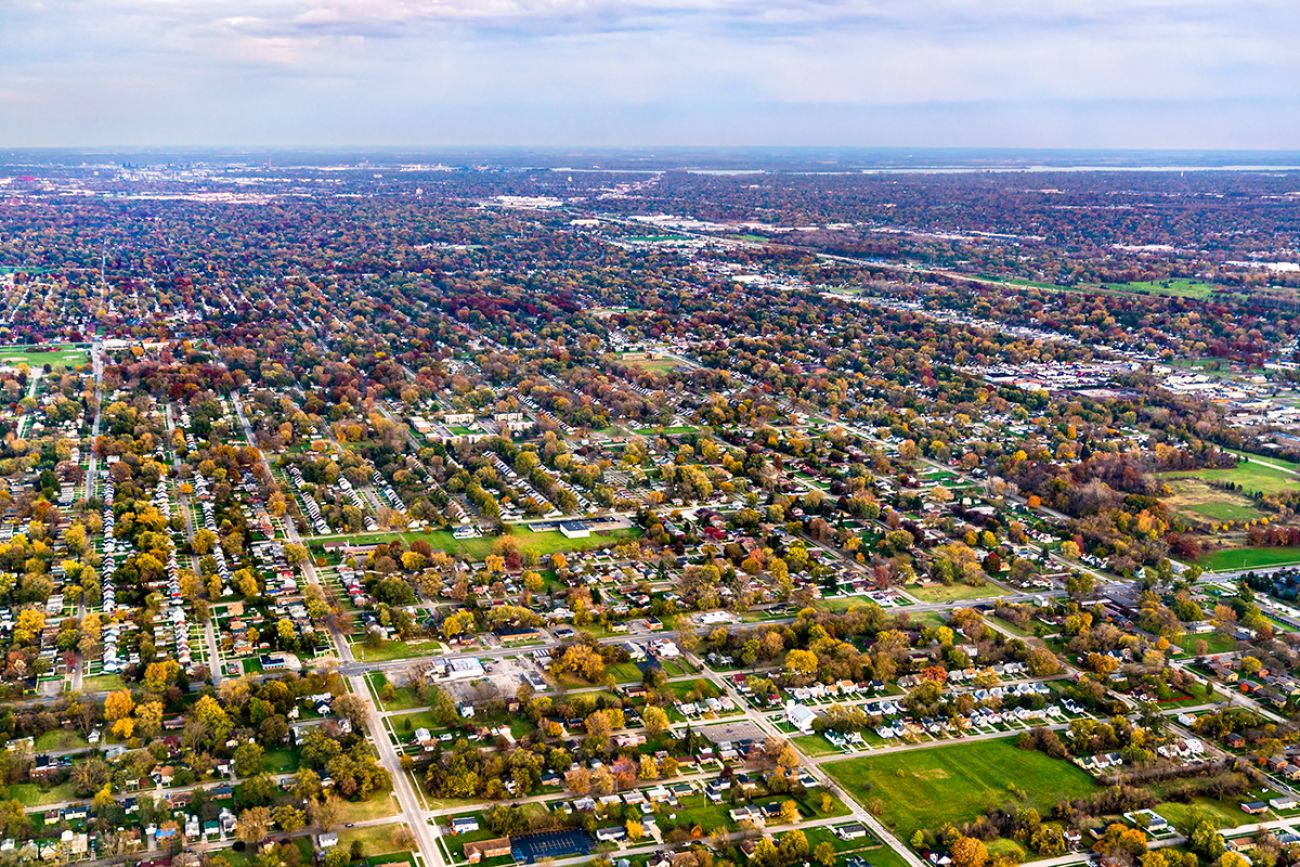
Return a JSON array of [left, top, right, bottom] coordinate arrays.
[[1, 0, 1296, 148]]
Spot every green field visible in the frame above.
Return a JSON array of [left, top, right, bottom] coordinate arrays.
[[337, 791, 403, 824], [338, 822, 408, 857], [7, 782, 77, 807], [1161, 477, 1266, 523], [1174, 632, 1236, 655], [823, 738, 1098, 840], [34, 729, 89, 752], [314, 524, 640, 561], [906, 581, 1006, 603], [1162, 454, 1300, 498], [1101, 279, 1219, 299], [1197, 546, 1300, 572], [353, 637, 445, 662], [619, 352, 682, 373], [975, 276, 1220, 300], [368, 671, 426, 710], [262, 748, 301, 774], [626, 234, 690, 243], [631, 425, 700, 436], [0, 344, 89, 370]]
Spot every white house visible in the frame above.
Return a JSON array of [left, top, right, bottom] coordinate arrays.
[[785, 700, 818, 734]]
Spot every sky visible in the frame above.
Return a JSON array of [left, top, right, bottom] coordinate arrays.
[[1, 0, 1297, 150]]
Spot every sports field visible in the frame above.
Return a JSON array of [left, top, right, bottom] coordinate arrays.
[[823, 738, 1098, 840], [1197, 546, 1300, 572], [0, 344, 89, 370], [618, 351, 682, 373]]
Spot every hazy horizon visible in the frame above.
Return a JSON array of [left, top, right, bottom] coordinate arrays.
[[3, 1, 1296, 150]]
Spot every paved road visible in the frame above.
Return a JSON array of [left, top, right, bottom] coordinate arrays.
[[234, 391, 444, 867], [71, 338, 104, 694]]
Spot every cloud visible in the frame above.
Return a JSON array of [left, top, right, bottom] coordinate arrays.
[[0, 0, 1296, 147]]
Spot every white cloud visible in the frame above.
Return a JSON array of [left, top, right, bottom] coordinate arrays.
[[0, 0, 1295, 147]]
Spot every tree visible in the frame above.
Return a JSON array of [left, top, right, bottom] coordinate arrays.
[[103, 689, 134, 722], [565, 767, 591, 795], [777, 830, 809, 864], [643, 705, 669, 737], [310, 795, 345, 832], [236, 806, 273, 844], [272, 804, 307, 832], [1094, 824, 1148, 860], [778, 800, 801, 825], [70, 757, 111, 797], [135, 701, 164, 737], [784, 649, 818, 677], [951, 836, 989, 867], [233, 742, 265, 777], [143, 659, 180, 693], [1031, 825, 1066, 856], [814, 842, 836, 867], [1189, 820, 1226, 860]]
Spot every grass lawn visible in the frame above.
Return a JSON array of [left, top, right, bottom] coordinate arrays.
[[1197, 546, 1300, 572], [861, 845, 917, 867], [353, 637, 446, 662], [369, 672, 426, 711], [1160, 477, 1266, 523], [906, 582, 1006, 603], [1174, 632, 1235, 655], [792, 734, 842, 757], [1155, 797, 1255, 831], [1100, 279, 1218, 299], [632, 425, 700, 436], [340, 822, 408, 857], [7, 782, 77, 807], [262, 748, 301, 774], [312, 525, 640, 561], [823, 738, 1098, 840], [618, 352, 682, 374], [220, 838, 314, 867], [1164, 455, 1299, 498], [80, 673, 125, 691], [34, 729, 89, 751], [0, 344, 90, 370], [338, 792, 403, 824]]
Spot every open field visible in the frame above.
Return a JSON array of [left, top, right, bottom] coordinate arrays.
[[823, 738, 1098, 840], [1161, 454, 1299, 498], [618, 351, 682, 373], [1197, 546, 1300, 572], [1161, 477, 1266, 523], [1174, 631, 1236, 655], [337, 791, 403, 824], [1100, 279, 1219, 299], [976, 276, 1220, 300], [339, 822, 408, 857], [0, 343, 89, 370], [313, 525, 641, 561], [354, 637, 446, 662], [906, 581, 1006, 603]]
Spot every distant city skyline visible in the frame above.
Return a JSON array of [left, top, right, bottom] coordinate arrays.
[[2, 0, 1296, 149]]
